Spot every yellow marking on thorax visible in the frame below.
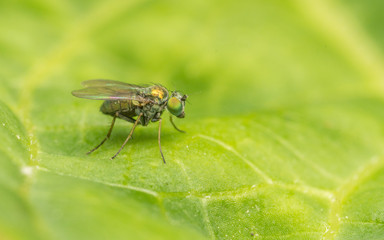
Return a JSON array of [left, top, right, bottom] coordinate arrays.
[[151, 87, 165, 99]]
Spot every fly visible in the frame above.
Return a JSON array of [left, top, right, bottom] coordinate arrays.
[[71, 80, 187, 164]]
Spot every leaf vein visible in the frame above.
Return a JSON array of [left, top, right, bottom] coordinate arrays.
[[254, 122, 342, 183], [322, 156, 384, 239], [35, 166, 159, 197], [196, 134, 274, 184], [200, 198, 216, 240], [341, 221, 384, 226], [256, 231, 322, 239]]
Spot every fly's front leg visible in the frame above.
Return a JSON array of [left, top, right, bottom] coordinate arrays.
[[87, 113, 117, 154], [111, 113, 143, 160], [170, 115, 185, 133]]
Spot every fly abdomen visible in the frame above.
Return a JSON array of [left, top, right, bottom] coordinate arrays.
[[100, 100, 116, 115], [100, 100, 134, 116]]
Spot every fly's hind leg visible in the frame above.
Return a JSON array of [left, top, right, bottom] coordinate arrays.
[[116, 113, 136, 139], [87, 113, 117, 155], [116, 113, 136, 124], [158, 118, 166, 164], [111, 113, 143, 160]]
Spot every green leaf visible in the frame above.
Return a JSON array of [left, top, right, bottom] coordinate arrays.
[[1, 0, 384, 239]]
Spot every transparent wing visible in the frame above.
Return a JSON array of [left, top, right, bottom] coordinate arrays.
[[81, 79, 150, 89], [72, 80, 150, 101]]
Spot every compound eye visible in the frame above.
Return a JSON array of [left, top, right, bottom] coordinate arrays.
[[167, 97, 183, 117]]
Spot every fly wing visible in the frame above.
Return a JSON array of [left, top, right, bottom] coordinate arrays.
[[81, 79, 150, 89], [72, 80, 150, 101]]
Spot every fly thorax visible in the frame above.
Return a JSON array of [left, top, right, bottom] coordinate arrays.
[[150, 86, 169, 104], [134, 108, 141, 116], [145, 103, 166, 121]]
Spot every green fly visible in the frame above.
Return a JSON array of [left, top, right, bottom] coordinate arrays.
[[72, 80, 187, 164]]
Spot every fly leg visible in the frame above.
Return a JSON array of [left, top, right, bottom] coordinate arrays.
[[87, 114, 117, 155], [170, 115, 185, 133], [116, 114, 136, 124], [116, 113, 136, 139], [111, 113, 143, 160], [158, 118, 166, 164]]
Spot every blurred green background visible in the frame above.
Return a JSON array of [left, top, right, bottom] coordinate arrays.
[[1, 0, 384, 239]]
